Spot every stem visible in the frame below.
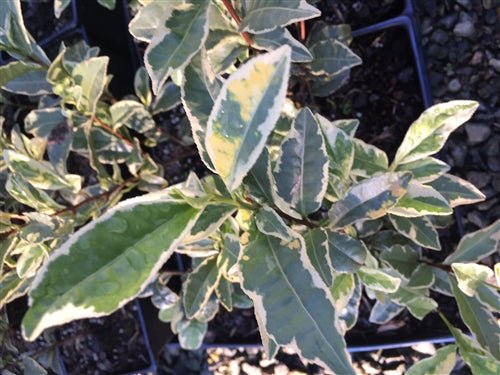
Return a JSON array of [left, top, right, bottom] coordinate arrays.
[[220, 0, 252, 45], [300, 20, 306, 41], [92, 115, 135, 148]]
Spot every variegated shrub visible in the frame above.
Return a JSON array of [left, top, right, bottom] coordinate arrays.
[[1, 1, 499, 374]]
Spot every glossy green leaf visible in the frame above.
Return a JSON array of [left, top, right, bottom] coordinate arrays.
[[145, 0, 210, 93], [379, 244, 419, 278], [16, 242, 48, 279], [427, 173, 485, 208], [1, 69, 51, 95], [408, 264, 435, 289], [451, 263, 494, 297], [274, 107, 329, 216], [110, 100, 155, 133], [24, 108, 66, 138], [388, 214, 441, 250], [393, 100, 479, 165], [183, 255, 221, 319], [181, 49, 221, 172], [316, 114, 354, 181], [72, 57, 109, 114], [243, 147, 275, 204], [351, 139, 389, 178], [0, 60, 45, 87], [309, 40, 361, 76], [329, 172, 411, 229], [239, 0, 320, 34], [406, 344, 457, 375], [449, 275, 500, 359], [176, 318, 207, 350], [22, 192, 202, 341], [396, 157, 450, 183], [134, 67, 152, 107], [325, 229, 368, 273], [369, 298, 405, 324], [252, 27, 312, 62], [239, 231, 354, 374], [152, 81, 181, 115], [388, 180, 452, 217], [206, 46, 291, 191], [443, 219, 500, 265], [357, 267, 401, 293]]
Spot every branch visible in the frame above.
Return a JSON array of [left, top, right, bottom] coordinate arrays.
[[220, 0, 252, 46]]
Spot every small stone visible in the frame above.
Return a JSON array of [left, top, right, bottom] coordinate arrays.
[[488, 58, 500, 72], [466, 171, 491, 189], [492, 176, 500, 192], [467, 210, 489, 228], [487, 156, 500, 171], [241, 363, 262, 375], [448, 77, 462, 92], [439, 13, 459, 29], [449, 143, 467, 167], [412, 342, 437, 355], [483, 0, 492, 9], [470, 50, 483, 65], [454, 16, 476, 38], [431, 28, 449, 44], [456, 0, 472, 10], [465, 123, 492, 144], [486, 135, 500, 156], [484, 8, 498, 24]]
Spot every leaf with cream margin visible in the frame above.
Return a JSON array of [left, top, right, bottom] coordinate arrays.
[[351, 139, 389, 178], [396, 157, 450, 183], [393, 100, 479, 165], [357, 267, 401, 293], [427, 173, 485, 207], [329, 172, 411, 229], [22, 190, 203, 341], [145, 0, 210, 93], [388, 214, 440, 250], [239, 0, 320, 34], [388, 180, 452, 217], [273, 107, 329, 216], [443, 219, 500, 265], [239, 230, 354, 374], [451, 263, 494, 297], [449, 275, 500, 359], [309, 39, 361, 77], [206, 46, 291, 191], [406, 344, 457, 375]]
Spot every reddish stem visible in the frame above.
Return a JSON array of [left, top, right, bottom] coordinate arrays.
[[221, 0, 252, 45]]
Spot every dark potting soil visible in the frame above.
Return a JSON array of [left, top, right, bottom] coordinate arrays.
[[4, 298, 152, 374]]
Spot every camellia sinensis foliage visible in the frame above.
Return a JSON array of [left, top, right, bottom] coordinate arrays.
[[1, 1, 499, 374]]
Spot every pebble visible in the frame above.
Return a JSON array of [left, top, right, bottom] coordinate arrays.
[[431, 28, 449, 44], [487, 156, 500, 171], [482, 0, 492, 9], [453, 16, 476, 38], [465, 123, 492, 144], [470, 50, 483, 65], [484, 8, 498, 24], [439, 13, 459, 29], [467, 210, 490, 228], [488, 58, 500, 72], [448, 77, 462, 92], [455, 0, 472, 10], [466, 171, 491, 189], [492, 176, 500, 193]]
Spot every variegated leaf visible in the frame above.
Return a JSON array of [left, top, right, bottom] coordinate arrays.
[[304, 229, 331, 286], [22, 191, 202, 341], [443, 219, 500, 265], [206, 46, 291, 191], [274, 107, 329, 216], [239, 231, 355, 374], [183, 255, 221, 319], [396, 157, 450, 183], [408, 264, 435, 289], [406, 345, 457, 375], [388, 214, 440, 250], [388, 180, 452, 217], [427, 173, 485, 207], [451, 263, 494, 297], [252, 27, 312, 62], [335, 273, 361, 330], [369, 298, 405, 324], [176, 319, 207, 350], [351, 139, 389, 178], [145, 0, 210, 93], [449, 275, 500, 359], [379, 244, 419, 278], [243, 147, 275, 204], [256, 206, 294, 242], [393, 100, 479, 165], [357, 267, 401, 293], [325, 229, 368, 273], [309, 40, 361, 77], [329, 172, 411, 229], [239, 0, 320, 34]]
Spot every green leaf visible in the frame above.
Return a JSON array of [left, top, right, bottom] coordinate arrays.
[[181, 49, 221, 172], [0, 270, 32, 309], [152, 81, 181, 115], [408, 264, 435, 289], [145, 0, 211, 93], [252, 27, 312, 62], [357, 267, 401, 293], [273, 107, 329, 216], [309, 40, 361, 76], [351, 139, 389, 178], [24, 108, 66, 138], [379, 244, 419, 279], [388, 214, 441, 250], [128, 1, 181, 43], [183, 255, 221, 319], [396, 157, 450, 183], [329, 172, 411, 229], [443, 219, 500, 265], [206, 45, 291, 191], [430, 267, 453, 296], [335, 273, 361, 330], [325, 229, 368, 273], [406, 344, 457, 375], [304, 229, 331, 285], [388, 180, 452, 217], [369, 298, 405, 324], [1, 69, 52, 95], [449, 275, 500, 359], [134, 67, 152, 107], [176, 318, 207, 350], [243, 147, 275, 204], [22, 192, 202, 341], [306, 21, 352, 46], [239, 230, 355, 374], [256, 206, 294, 242], [239, 0, 320, 34], [16, 242, 48, 279], [97, 0, 116, 10], [205, 30, 246, 73], [393, 100, 479, 165], [110, 100, 155, 133], [427, 173, 485, 208], [0, 60, 45, 87], [316, 114, 354, 181], [451, 263, 494, 297], [215, 276, 233, 311]]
